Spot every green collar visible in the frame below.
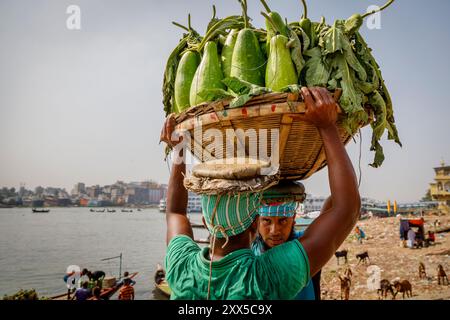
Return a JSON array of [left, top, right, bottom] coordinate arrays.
[[197, 246, 254, 271]]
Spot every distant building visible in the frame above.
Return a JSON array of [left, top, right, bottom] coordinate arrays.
[[86, 185, 101, 199], [72, 183, 86, 196], [87, 199, 99, 207], [148, 188, 166, 204], [44, 187, 59, 197], [35, 186, 44, 196], [125, 186, 149, 204], [187, 192, 201, 213], [79, 198, 89, 207], [19, 186, 26, 197], [429, 161, 450, 214], [303, 195, 327, 213], [44, 196, 58, 207], [32, 199, 45, 207], [140, 181, 159, 189], [57, 198, 72, 207]]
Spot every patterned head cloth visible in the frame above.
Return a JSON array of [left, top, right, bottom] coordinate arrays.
[[259, 201, 298, 218], [258, 182, 302, 218], [201, 193, 262, 239]]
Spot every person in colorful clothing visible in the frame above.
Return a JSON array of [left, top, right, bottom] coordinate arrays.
[[118, 278, 135, 300], [72, 281, 91, 301], [355, 226, 366, 244], [161, 87, 361, 300]]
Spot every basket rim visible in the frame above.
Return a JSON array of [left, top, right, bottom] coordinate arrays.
[[174, 90, 372, 132]]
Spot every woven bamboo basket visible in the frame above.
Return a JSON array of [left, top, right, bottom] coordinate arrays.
[[174, 90, 372, 181]]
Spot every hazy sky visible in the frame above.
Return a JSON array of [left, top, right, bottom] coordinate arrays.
[[0, 0, 449, 202]]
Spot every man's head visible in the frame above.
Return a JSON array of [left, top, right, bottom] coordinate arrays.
[[82, 281, 89, 289], [201, 192, 261, 240], [93, 286, 101, 297], [124, 271, 129, 277], [258, 216, 296, 248], [258, 201, 297, 248]]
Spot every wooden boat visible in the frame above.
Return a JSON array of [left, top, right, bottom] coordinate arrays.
[[92, 272, 138, 300], [154, 264, 171, 298], [32, 208, 50, 213], [50, 272, 138, 300], [155, 280, 171, 298]]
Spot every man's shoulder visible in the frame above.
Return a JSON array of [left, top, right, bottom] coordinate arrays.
[[165, 235, 202, 273], [167, 235, 201, 256], [256, 239, 305, 266], [168, 234, 197, 247]]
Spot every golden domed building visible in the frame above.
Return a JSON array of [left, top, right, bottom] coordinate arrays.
[[429, 160, 450, 214]]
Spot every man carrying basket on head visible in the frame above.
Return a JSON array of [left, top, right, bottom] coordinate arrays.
[[160, 87, 361, 300]]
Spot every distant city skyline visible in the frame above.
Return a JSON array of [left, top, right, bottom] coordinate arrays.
[[0, 178, 167, 207], [1, 0, 449, 202]]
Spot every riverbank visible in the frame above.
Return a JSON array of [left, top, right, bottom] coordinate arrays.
[[320, 214, 450, 300], [0, 207, 167, 300]]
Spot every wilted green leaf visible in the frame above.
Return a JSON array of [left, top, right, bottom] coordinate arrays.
[[230, 94, 252, 108], [330, 54, 364, 115], [287, 29, 304, 77], [369, 140, 385, 168], [303, 47, 330, 87], [222, 77, 252, 95], [320, 20, 346, 55], [280, 84, 302, 93], [198, 88, 236, 102]]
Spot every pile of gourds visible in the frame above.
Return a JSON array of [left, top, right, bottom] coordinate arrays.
[[162, 0, 401, 168]]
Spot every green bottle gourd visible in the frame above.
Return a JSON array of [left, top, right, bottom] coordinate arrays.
[[344, 14, 363, 35], [299, 0, 312, 43], [266, 35, 298, 92], [230, 28, 265, 86], [345, 0, 395, 35], [189, 41, 225, 106], [174, 50, 200, 113], [260, 0, 288, 56], [221, 29, 238, 79]]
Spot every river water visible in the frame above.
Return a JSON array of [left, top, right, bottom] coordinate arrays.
[[0, 207, 208, 300]]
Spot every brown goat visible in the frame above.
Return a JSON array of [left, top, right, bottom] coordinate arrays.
[[377, 279, 395, 300], [419, 262, 427, 279], [437, 265, 448, 285], [393, 280, 412, 299], [338, 275, 351, 300]]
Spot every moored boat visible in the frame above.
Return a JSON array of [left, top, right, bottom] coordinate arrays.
[[50, 272, 138, 300], [154, 264, 171, 298], [158, 199, 166, 212]]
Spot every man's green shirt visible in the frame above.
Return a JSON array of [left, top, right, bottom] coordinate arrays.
[[165, 235, 310, 300]]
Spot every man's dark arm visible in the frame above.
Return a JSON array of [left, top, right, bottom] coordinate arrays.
[[320, 196, 332, 214], [166, 160, 193, 245], [299, 88, 361, 277], [161, 115, 194, 245]]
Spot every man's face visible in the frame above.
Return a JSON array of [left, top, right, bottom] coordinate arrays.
[[258, 216, 295, 248]]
